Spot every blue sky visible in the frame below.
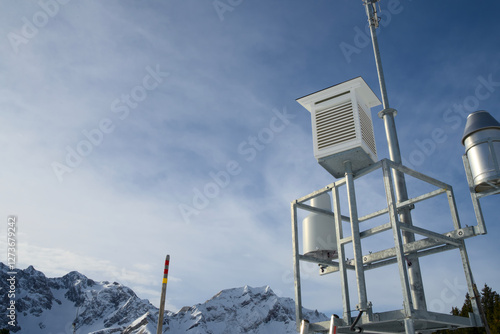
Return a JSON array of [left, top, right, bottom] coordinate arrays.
[[1, 0, 499, 317]]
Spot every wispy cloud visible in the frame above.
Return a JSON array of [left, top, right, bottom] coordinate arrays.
[[0, 0, 499, 318]]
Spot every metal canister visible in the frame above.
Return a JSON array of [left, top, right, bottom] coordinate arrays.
[[462, 110, 500, 193]]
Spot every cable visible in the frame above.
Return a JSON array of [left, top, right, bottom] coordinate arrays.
[[350, 310, 364, 332]]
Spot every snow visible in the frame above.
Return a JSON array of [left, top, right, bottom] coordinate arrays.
[[1, 264, 328, 334], [17, 288, 76, 334]]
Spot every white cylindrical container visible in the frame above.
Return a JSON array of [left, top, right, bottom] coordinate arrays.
[[462, 110, 500, 193], [302, 192, 337, 260]]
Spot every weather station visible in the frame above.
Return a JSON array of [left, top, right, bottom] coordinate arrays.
[[290, 1, 500, 333]]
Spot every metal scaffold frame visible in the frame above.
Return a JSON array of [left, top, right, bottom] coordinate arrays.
[[291, 159, 483, 334], [463, 154, 500, 235]]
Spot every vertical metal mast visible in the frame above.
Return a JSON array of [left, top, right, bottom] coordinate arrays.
[[363, 0, 427, 312]]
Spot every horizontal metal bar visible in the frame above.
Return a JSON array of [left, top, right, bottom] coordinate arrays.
[[323, 161, 382, 197], [298, 254, 341, 269], [476, 185, 500, 198], [320, 266, 339, 275], [361, 222, 392, 238], [338, 189, 447, 226], [363, 257, 398, 271], [340, 236, 351, 245], [363, 244, 459, 271], [358, 208, 389, 222], [309, 322, 387, 334], [295, 185, 334, 204], [306, 298, 475, 333], [387, 160, 451, 190], [353, 160, 383, 180], [399, 224, 461, 247], [370, 309, 406, 322], [355, 239, 432, 266], [296, 203, 335, 217], [449, 225, 476, 238], [414, 244, 458, 258], [396, 188, 446, 211], [295, 159, 456, 212], [341, 222, 392, 245], [334, 177, 347, 187], [413, 310, 474, 327], [308, 321, 330, 332], [319, 259, 356, 275], [354, 227, 474, 266], [296, 202, 351, 222]]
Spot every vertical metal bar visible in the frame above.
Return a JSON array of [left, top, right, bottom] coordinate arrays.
[[364, 0, 427, 311], [458, 241, 483, 326], [462, 146, 491, 332], [300, 319, 310, 334], [382, 161, 413, 316], [344, 161, 369, 311], [446, 188, 462, 230], [473, 283, 492, 334], [462, 154, 487, 234], [292, 201, 303, 332], [404, 318, 415, 334], [332, 185, 351, 324], [156, 255, 170, 334], [364, 0, 389, 109], [329, 315, 339, 334]]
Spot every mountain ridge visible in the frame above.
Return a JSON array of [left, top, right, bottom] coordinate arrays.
[[0, 263, 327, 333]]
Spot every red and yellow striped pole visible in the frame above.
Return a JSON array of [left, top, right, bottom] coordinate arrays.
[[156, 255, 170, 334]]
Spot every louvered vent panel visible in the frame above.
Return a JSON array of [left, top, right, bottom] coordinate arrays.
[[296, 77, 381, 178], [358, 103, 377, 155], [315, 101, 356, 150]]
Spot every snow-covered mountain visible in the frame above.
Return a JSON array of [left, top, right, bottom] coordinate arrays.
[[0, 263, 158, 333], [162, 285, 327, 333], [0, 263, 327, 333]]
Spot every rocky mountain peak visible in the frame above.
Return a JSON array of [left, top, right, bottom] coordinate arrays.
[[1, 263, 328, 333]]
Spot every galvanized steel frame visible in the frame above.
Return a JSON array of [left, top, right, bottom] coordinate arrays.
[[291, 159, 483, 333], [462, 154, 500, 235]]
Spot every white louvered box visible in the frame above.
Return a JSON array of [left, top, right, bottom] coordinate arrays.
[[297, 77, 381, 178]]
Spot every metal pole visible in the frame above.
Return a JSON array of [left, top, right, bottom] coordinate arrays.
[[364, 0, 427, 311], [156, 255, 170, 334], [458, 240, 489, 332], [382, 160, 413, 317], [329, 314, 339, 334], [292, 201, 304, 332], [364, 1, 389, 110], [472, 283, 492, 334], [345, 161, 369, 312], [404, 318, 416, 334], [463, 154, 487, 235], [332, 186, 352, 324], [300, 319, 310, 334]]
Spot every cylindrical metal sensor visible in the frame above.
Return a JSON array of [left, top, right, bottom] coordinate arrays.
[[462, 110, 500, 193]]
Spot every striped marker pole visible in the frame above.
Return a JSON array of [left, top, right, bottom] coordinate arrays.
[[156, 255, 170, 334]]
